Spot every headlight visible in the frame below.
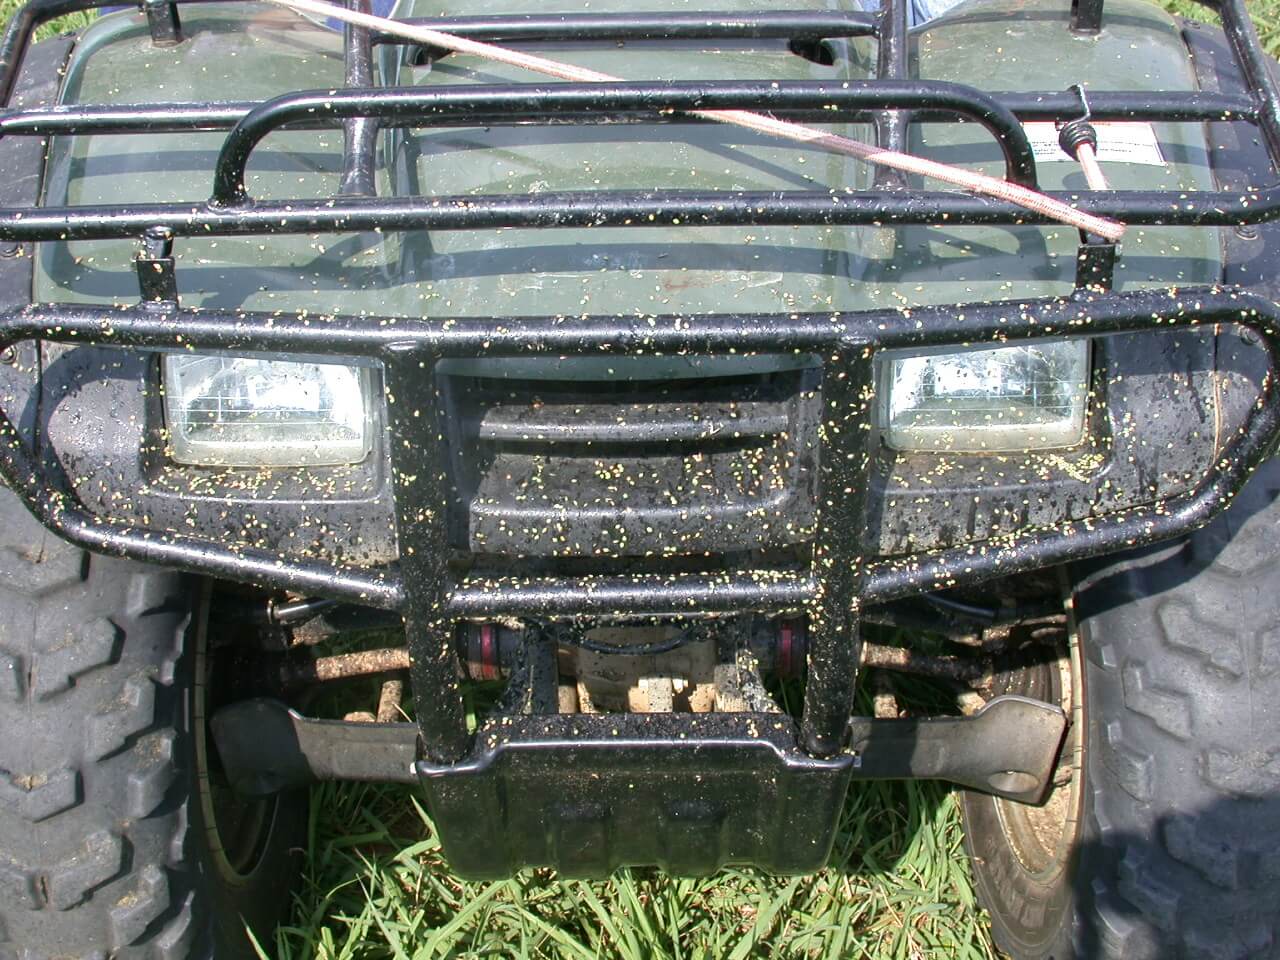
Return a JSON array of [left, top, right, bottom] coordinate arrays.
[[880, 340, 1089, 452], [162, 353, 375, 467]]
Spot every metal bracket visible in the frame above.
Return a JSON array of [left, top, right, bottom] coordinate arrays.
[[846, 694, 1067, 803], [141, 0, 182, 45], [1070, 0, 1104, 34], [134, 226, 177, 306], [1076, 233, 1118, 291], [211, 699, 419, 795]]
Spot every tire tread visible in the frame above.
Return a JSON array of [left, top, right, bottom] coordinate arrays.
[[0, 487, 194, 958], [1072, 459, 1280, 957]]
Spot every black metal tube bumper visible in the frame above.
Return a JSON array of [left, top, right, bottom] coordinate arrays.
[[2, 286, 1276, 616], [4, 286, 1278, 769]]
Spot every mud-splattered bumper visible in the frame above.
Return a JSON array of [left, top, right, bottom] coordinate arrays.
[[0, 288, 1277, 752]]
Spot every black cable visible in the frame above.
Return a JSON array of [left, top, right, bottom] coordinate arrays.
[[922, 593, 1000, 623]]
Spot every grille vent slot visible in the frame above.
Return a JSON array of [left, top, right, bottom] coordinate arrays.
[[439, 364, 822, 558]]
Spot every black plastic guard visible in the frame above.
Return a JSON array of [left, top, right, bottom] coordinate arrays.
[[416, 713, 856, 879]]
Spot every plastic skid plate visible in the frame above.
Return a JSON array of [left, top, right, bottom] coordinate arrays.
[[416, 713, 856, 878]]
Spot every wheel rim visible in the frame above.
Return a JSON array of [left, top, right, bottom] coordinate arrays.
[[990, 598, 1086, 883], [192, 582, 282, 884]]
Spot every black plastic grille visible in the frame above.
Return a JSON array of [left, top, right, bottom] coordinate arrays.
[[438, 364, 822, 558]]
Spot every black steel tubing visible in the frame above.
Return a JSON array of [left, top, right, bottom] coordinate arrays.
[[0, 289, 1268, 361], [0, 88, 1256, 139], [0, 101, 260, 134], [873, 0, 910, 189], [374, 10, 878, 45], [0, 461, 405, 608], [445, 572, 817, 618], [0, 290, 1268, 361], [210, 80, 1040, 203], [13, 183, 1280, 243], [339, 0, 378, 198], [798, 348, 874, 756], [0, 0, 1275, 240], [1217, 0, 1280, 159], [988, 89, 1257, 123], [382, 343, 471, 763], [0, 288, 1275, 618]]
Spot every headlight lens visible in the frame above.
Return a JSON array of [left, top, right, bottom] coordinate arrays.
[[163, 353, 374, 467], [880, 340, 1089, 452]]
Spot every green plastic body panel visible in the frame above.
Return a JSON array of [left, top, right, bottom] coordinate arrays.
[[37, 6, 354, 308], [35, 0, 881, 322], [904, 0, 1217, 305], [35, 0, 1219, 319]]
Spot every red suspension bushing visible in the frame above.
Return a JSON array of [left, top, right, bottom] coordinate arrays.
[[775, 617, 807, 680], [462, 621, 504, 681]]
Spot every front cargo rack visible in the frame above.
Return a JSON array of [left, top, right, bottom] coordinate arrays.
[[1, 0, 1280, 868], [4, 0, 1280, 233]]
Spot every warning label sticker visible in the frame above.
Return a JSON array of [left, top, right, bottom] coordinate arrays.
[[1021, 121, 1166, 167]]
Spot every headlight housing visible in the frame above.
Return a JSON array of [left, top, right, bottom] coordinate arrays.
[[162, 353, 375, 467], [879, 339, 1090, 452]]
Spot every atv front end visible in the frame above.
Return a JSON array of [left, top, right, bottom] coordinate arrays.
[[2, 0, 1280, 937]]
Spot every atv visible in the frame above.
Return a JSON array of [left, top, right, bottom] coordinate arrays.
[[0, 0, 1277, 954]]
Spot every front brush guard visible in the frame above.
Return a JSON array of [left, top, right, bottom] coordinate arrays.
[[7, 289, 1280, 875]]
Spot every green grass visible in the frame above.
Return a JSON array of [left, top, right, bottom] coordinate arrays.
[[0, 0, 1275, 955], [6, 0, 92, 39], [270, 767, 993, 959], [264, 674, 996, 960]]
